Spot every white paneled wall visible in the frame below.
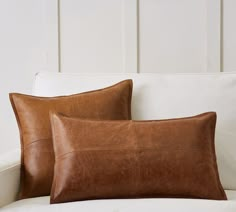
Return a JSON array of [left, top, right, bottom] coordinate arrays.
[[58, 0, 235, 73], [1, 0, 236, 153], [0, 0, 58, 154]]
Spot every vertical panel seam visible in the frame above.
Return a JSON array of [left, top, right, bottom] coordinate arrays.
[[57, 0, 61, 73], [122, 0, 139, 73], [206, 0, 221, 72], [122, 0, 126, 73], [220, 0, 224, 72], [137, 0, 140, 73]]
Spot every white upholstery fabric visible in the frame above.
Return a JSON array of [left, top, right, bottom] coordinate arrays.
[[33, 72, 236, 190], [0, 149, 20, 208], [2, 72, 235, 210], [2, 190, 236, 212]]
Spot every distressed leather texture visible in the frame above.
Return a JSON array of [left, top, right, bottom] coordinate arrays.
[[9, 80, 132, 199], [50, 112, 226, 204]]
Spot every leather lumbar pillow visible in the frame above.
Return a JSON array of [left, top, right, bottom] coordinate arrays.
[[9, 80, 132, 199], [50, 112, 226, 204]]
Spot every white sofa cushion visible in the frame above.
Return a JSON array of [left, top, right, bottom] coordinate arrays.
[[2, 190, 236, 212], [33, 72, 236, 190]]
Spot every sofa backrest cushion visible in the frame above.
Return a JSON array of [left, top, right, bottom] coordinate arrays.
[[33, 72, 236, 190]]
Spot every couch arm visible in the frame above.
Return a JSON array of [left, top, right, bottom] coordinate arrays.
[[0, 149, 21, 207]]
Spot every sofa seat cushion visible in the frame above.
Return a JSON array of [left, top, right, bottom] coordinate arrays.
[[2, 190, 236, 212]]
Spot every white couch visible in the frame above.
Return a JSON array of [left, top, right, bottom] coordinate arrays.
[[1, 72, 236, 211]]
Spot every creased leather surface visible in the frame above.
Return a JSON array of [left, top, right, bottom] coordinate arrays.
[[9, 80, 132, 199], [50, 112, 226, 204]]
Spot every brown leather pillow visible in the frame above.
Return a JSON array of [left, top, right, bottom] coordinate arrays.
[[9, 80, 132, 199], [50, 112, 226, 204]]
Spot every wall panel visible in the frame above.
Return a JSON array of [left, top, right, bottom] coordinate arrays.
[[60, 0, 137, 73], [139, 0, 207, 73], [0, 0, 58, 154]]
